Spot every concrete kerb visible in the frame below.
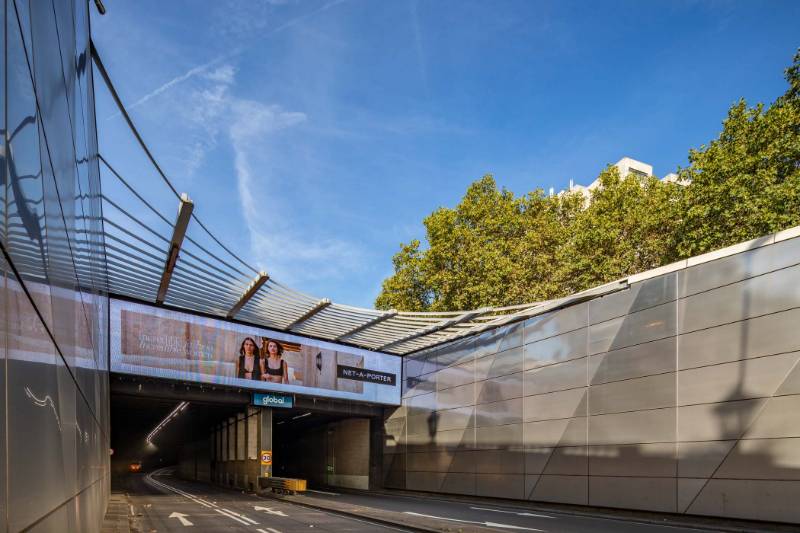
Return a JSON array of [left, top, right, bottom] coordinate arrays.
[[270, 486, 799, 533], [258, 489, 446, 532]]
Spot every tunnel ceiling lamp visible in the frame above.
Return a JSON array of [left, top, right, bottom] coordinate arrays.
[[335, 309, 398, 341], [286, 298, 331, 330], [156, 193, 193, 304], [291, 412, 312, 421], [228, 271, 269, 318], [145, 401, 189, 444], [378, 307, 491, 352]]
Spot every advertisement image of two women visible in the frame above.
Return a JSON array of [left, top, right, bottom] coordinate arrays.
[[233, 336, 365, 393], [110, 299, 411, 405], [236, 337, 288, 383]]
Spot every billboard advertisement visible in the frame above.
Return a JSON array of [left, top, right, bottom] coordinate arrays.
[[109, 299, 401, 405]]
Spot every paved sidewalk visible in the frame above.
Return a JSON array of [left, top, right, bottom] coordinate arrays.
[[100, 492, 133, 533]]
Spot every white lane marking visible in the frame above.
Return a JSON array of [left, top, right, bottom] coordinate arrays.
[[169, 512, 194, 526], [266, 529, 283, 533], [470, 506, 554, 518], [147, 469, 264, 528], [254, 505, 288, 517], [220, 508, 258, 525], [215, 508, 251, 525], [146, 474, 214, 509], [404, 511, 544, 531], [305, 489, 339, 496]]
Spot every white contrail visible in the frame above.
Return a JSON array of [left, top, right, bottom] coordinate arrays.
[[107, 0, 348, 119], [130, 60, 219, 109], [106, 57, 221, 120]]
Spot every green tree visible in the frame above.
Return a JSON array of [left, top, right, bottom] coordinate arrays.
[[376, 175, 578, 311], [555, 167, 683, 294], [422, 176, 525, 311], [511, 188, 583, 303], [374, 240, 431, 311], [376, 50, 800, 312], [677, 49, 800, 257]]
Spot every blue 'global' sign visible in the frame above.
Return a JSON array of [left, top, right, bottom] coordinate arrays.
[[252, 392, 294, 409]]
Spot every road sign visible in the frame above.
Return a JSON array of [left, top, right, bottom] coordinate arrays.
[[260, 450, 272, 465]]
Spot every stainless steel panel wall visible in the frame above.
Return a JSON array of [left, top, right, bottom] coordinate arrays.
[[1, 0, 111, 531], [384, 232, 800, 523]]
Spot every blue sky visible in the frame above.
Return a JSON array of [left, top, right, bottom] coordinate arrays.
[[91, 0, 800, 308]]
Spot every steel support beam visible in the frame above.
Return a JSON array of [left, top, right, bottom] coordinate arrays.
[[377, 307, 491, 352], [286, 298, 331, 330], [335, 310, 398, 341], [227, 271, 269, 318], [156, 193, 193, 304]]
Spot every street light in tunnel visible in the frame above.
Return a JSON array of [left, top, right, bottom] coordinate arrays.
[[145, 401, 189, 445]]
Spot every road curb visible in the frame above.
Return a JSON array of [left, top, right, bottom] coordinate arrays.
[[284, 487, 796, 533], [259, 490, 467, 532]]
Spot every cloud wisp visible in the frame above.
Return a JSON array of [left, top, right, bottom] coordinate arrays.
[[103, 0, 372, 296], [227, 97, 367, 285], [105, 56, 226, 122], [135, 57, 367, 288], [113, 0, 348, 121]]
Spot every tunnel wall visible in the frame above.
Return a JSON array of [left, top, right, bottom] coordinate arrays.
[[1, 0, 110, 532], [281, 417, 370, 490], [328, 418, 370, 489], [208, 406, 373, 491], [384, 227, 800, 524], [211, 408, 262, 492], [178, 439, 212, 483]]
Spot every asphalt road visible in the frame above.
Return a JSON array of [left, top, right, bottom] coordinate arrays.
[[292, 489, 722, 533], [117, 470, 737, 533], [120, 470, 413, 532]]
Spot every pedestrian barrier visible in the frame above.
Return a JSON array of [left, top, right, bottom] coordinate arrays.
[[260, 476, 307, 495]]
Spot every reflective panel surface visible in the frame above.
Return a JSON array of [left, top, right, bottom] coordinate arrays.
[[385, 233, 800, 522]]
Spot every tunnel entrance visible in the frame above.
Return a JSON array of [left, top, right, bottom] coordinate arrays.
[[110, 376, 247, 488], [110, 375, 384, 494], [272, 410, 375, 490]]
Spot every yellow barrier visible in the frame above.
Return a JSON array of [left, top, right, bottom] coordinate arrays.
[[261, 477, 307, 495]]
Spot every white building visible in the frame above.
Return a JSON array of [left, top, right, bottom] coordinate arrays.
[[556, 157, 681, 205], [614, 157, 653, 179]]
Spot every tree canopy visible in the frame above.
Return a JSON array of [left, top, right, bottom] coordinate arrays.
[[376, 50, 800, 312]]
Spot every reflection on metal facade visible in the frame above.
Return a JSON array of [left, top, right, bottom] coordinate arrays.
[[1, 1, 110, 531], [384, 230, 800, 524]]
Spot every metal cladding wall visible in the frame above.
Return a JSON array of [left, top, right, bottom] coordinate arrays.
[[384, 228, 800, 524], [1, 1, 110, 532]]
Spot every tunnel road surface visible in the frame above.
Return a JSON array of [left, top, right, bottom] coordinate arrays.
[[121, 469, 414, 532], [281, 489, 746, 533], [116, 470, 753, 533]]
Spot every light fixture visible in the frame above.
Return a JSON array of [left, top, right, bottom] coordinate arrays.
[[291, 412, 311, 421], [145, 401, 189, 444]]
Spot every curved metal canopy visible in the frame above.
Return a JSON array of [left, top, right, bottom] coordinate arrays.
[[80, 43, 625, 356]]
